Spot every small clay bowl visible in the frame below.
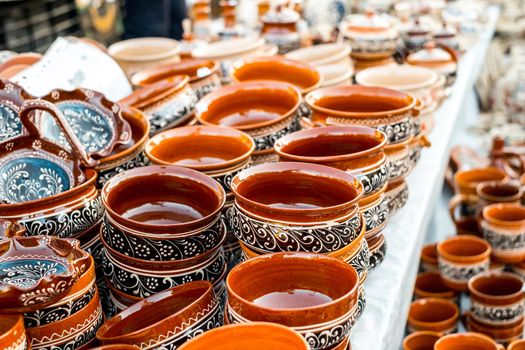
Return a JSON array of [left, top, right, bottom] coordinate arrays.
[[454, 167, 508, 196], [414, 272, 458, 302], [466, 314, 524, 345], [437, 235, 491, 291], [0, 314, 26, 350], [178, 322, 309, 350], [407, 298, 459, 334], [509, 339, 525, 350], [434, 332, 505, 350], [468, 271, 524, 327], [403, 331, 442, 350], [96, 281, 223, 349], [481, 203, 525, 263], [420, 243, 438, 272]]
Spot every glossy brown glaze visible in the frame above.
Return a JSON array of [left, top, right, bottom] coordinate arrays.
[[468, 272, 523, 307], [434, 333, 504, 350], [437, 235, 491, 264], [454, 167, 508, 195], [0, 314, 25, 349], [414, 272, 458, 301], [508, 339, 525, 350], [102, 165, 225, 234], [227, 252, 359, 327], [131, 59, 218, 86], [145, 125, 254, 170], [408, 298, 459, 333], [231, 56, 322, 94], [119, 75, 189, 109], [195, 81, 301, 130], [231, 162, 363, 224], [178, 323, 309, 350], [403, 331, 441, 350]]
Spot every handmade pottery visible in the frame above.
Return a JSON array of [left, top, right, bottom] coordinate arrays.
[[285, 43, 352, 67], [0, 236, 90, 313], [131, 59, 222, 100], [226, 252, 360, 350], [420, 243, 438, 272], [403, 331, 441, 350], [261, 5, 301, 54], [437, 235, 492, 291], [434, 332, 505, 350], [468, 271, 524, 327], [414, 272, 458, 302], [0, 314, 27, 350], [481, 204, 525, 263], [384, 136, 413, 182], [407, 42, 458, 87], [466, 314, 524, 346], [509, 339, 525, 350], [96, 282, 223, 349], [107, 37, 182, 77], [195, 81, 301, 163], [454, 167, 509, 196], [0, 219, 25, 239], [385, 179, 409, 215], [120, 75, 198, 135], [407, 298, 459, 334], [178, 322, 309, 350], [316, 63, 354, 87], [0, 52, 41, 80]]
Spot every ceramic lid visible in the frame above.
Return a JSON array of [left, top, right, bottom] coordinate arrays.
[[407, 42, 454, 64], [407, 18, 429, 36], [345, 11, 398, 39], [263, 4, 300, 24], [433, 23, 457, 39]]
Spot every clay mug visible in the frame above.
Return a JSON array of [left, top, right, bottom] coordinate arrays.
[[481, 203, 525, 263], [414, 272, 458, 302], [420, 243, 438, 272], [434, 332, 505, 350], [407, 298, 459, 334], [437, 235, 491, 291], [468, 271, 524, 327], [403, 331, 442, 350], [508, 339, 525, 350]]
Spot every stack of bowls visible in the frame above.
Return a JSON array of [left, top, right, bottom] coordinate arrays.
[[274, 126, 390, 267], [145, 125, 256, 272], [100, 165, 227, 312]]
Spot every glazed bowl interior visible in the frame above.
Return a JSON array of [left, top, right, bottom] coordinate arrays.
[[356, 65, 437, 90], [146, 126, 255, 169], [102, 166, 225, 228], [469, 273, 523, 298], [403, 331, 441, 350], [231, 162, 362, 223], [195, 81, 300, 130], [131, 59, 217, 86], [415, 272, 452, 294], [435, 334, 499, 350], [455, 167, 507, 188], [478, 182, 521, 199], [178, 323, 309, 350], [484, 204, 525, 223], [232, 57, 321, 94], [439, 236, 490, 259], [410, 299, 458, 323], [227, 253, 358, 311], [108, 37, 180, 61]]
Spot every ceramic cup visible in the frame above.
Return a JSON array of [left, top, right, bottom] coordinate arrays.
[[414, 272, 458, 302], [403, 331, 442, 350], [0, 314, 26, 350], [434, 332, 505, 350], [468, 271, 524, 327], [407, 298, 459, 334], [437, 235, 491, 291], [420, 243, 438, 272], [481, 204, 525, 264]]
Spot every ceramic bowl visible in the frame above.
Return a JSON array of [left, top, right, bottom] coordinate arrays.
[[178, 322, 309, 350], [454, 167, 508, 196], [96, 281, 223, 349], [407, 298, 459, 334], [435, 332, 505, 350], [305, 85, 420, 145], [316, 63, 354, 88], [414, 271, 458, 302], [0, 236, 90, 313], [0, 314, 27, 350], [195, 81, 302, 162], [274, 126, 388, 197], [131, 59, 221, 100], [468, 271, 524, 327], [481, 204, 525, 263], [285, 43, 352, 67], [437, 235, 492, 291], [385, 179, 409, 215], [226, 252, 359, 350], [466, 314, 524, 346], [108, 37, 181, 77], [120, 75, 197, 135], [420, 243, 438, 272], [509, 339, 525, 350], [403, 331, 442, 350]]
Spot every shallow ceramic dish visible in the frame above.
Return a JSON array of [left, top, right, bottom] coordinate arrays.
[[285, 43, 352, 67], [0, 314, 27, 350], [0, 236, 90, 313], [407, 298, 459, 334], [96, 281, 223, 349]]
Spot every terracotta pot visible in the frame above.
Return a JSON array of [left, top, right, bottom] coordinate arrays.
[[435, 332, 505, 350], [178, 322, 309, 350], [437, 235, 491, 291], [0, 314, 27, 350], [407, 298, 459, 334], [96, 282, 222, 349], [414, 272, 458, 302], [385, 178, 409, 215], [285, 43, 352, 67], [468, 271, 524, 327], [420, 243, 438, 272], [226, 252, 359, 350], [274, 126, 388, 197], [131, 59, 222, 100], [403, 331, 442, 350], [508, 339, 525, 350], [481, 204, 525, 263], [305, 85, 420, 145], [107, 37, 181, 77], [466, 314, 524, 346]]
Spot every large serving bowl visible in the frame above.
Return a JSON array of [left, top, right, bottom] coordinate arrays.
[[226, 252, 359, 350]]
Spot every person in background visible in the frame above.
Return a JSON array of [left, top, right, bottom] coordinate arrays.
[[123, 0, 187, 39]]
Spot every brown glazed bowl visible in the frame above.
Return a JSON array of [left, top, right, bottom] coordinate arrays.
[[453, 167, 508, 196], [195, 81, 302, 159], [407, 298, 459, 334], [403, 331, 442, 350], [305, 85, 419, 145], [435, 332, 505, 350], [420, 243, 439, 272], [274, 126, 388, 197], [96, 281, 223, 349], [481, 204, 525, 263], [226, 252, 359, 350], [230, 161, 363, 225], [509, 339, 525, 350], [468, 271, 524, 327], [437, 235, 492, 291], [177, 323, 309, 350], [466, 314, 524, 345], [0, 314, 26, 350], [231, 56, 322, 95], [414, 272, 458, 302]]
